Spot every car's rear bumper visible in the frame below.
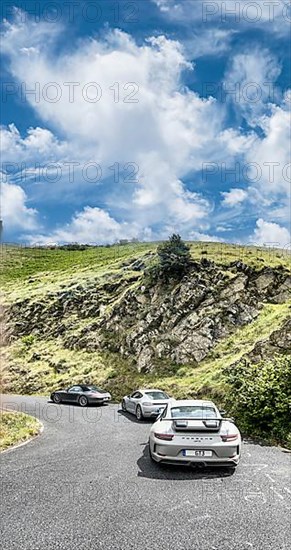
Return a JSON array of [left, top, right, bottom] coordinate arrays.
[[88, 397, 111, 404], [153, 457, 239, 468], [150, 439, 241, 466], [143, 411, 161, 418], [151, 453, 240, 467], [142, 406, 167, 418]]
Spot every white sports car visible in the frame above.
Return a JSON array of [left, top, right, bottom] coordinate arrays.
[[122, 388, 172, 421], [149, 399, 241, 468]]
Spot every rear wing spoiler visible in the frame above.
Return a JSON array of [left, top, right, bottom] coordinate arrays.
[[173, 418, 221, 431], [159, 416, 235, 431]]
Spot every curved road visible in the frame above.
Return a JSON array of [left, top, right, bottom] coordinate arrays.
[[1, 394, 290, 550]]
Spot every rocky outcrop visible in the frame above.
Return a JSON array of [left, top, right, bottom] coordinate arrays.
[[240, 318, 291, 364], [6, 262, 291, 373]]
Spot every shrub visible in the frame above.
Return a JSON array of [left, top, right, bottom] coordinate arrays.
[[156, 234, 191, 280], [223, 355, 291, 446]]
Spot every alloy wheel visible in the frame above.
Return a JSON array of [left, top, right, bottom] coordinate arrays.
[[79, 396, 88, 407]]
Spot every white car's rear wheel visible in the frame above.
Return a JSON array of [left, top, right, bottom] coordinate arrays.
[[136, 405, 143, 421]]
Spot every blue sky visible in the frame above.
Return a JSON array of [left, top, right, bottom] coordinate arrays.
[[1, 0, 290, 247]]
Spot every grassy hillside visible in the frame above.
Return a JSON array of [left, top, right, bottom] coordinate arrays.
[[3, 300, 289, 397], [1, 242, 290, 446], [0, 242, 156, 285], [1, 241, 290, 287]]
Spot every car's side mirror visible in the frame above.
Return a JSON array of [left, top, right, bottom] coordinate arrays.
[[219, 409, 227, 416]]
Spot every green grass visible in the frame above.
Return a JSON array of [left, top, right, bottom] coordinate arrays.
[[0, 243, 155, 303], [3, 337, 147, 398], [189, 242, 290, 270], [0, 243, 156, 286], [1, 242, 290, 287], [1, 241, 289, 306], [0, 410, 41, 451]]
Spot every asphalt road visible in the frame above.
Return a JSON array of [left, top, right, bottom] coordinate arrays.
[[0, 395, 290, 550]]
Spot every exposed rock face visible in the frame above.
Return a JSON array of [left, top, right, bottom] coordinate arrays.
[[241, 318, 291, 364], [7, 262, 291, 372]]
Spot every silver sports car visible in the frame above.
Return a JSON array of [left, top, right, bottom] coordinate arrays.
[[122, 388, 172, 421], [149, 399, 241, 468]]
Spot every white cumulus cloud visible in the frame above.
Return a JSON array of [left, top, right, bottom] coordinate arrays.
[[28, 206, 149, 245], [0, 176, 38, 231], [221, 188, 248, 206], [1, 11, 227, 239], [251, 218, 290, 248], [1, 9, 290, 244]]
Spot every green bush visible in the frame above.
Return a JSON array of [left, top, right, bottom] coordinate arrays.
[[224, 355, 291, 446], [156, 234, 191, 281]]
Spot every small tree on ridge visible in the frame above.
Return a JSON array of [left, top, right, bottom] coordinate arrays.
[[157, 234, 191, 279]]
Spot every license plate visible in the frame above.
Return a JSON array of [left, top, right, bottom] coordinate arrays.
[[183, 450, 212, 457]]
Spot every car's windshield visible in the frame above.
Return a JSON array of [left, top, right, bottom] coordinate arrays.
[[171, 406, 217, 419], [84, 386, 106, 393], [145, 391, 169, 400]]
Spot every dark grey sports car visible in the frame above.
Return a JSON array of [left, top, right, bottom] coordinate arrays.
[[50, 385, 111, 407]]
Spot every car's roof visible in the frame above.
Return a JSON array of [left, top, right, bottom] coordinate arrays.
[[139, 388, 168, 393], [169, 399, 216, 407], [68, 384, 100, 389]]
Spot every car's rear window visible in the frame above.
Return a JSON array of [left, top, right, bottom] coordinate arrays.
[[171, 406, 216, 419], [145, 391, 169, 400]]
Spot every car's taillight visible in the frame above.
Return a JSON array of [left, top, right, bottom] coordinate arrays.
[[221, 434, 238, 442], [154, 433, 174, 441]]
